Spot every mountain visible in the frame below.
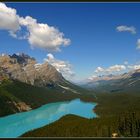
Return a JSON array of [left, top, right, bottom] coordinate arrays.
[[0, 53, 94, 117], [0, 53, 65, 86], [81, 74, 121, 89], [83, 69, 140, 93]]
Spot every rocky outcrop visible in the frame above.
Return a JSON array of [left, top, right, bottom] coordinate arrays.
[[13, 101, 32, 112], [0, 53, 65, 87]]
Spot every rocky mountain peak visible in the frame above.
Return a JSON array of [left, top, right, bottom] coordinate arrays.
[[10, 53, 36, 66], [0, 53, 65, 87]]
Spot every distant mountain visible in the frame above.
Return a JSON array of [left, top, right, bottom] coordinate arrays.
[[82, 69, 140, 93], [0, 53, 94, 117]]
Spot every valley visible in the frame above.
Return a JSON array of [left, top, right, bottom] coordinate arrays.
[[0, 53, 140, 138], [22, 92, 140, 137], [0, 99, 97, 138], [0, 79, 95, 117], [0, 53, 95, 117], [1, 2, 140, 138]]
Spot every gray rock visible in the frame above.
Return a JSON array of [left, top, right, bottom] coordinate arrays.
[[0, 53, 65, 87]]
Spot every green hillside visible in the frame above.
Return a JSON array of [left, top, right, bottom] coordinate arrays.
[[22, 92, 140, 137], [0, 79, 95, 117]]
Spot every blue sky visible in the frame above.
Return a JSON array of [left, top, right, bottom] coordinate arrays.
[[1, 2, 140, 81]]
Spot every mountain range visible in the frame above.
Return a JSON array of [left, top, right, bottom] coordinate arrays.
[[0, 53, 65, 86], [83, 69, 140, 93], [0, 53, 93, 117], [1, 52, 140, 118]]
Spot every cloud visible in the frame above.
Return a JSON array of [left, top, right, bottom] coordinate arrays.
[[124, 61, 128, 65], [0, 2, 20, 32], [127, 64, 140, 70], [106, 65, 126, 72], [19, 16, 71, 51], [9, 29, 29, 40], [136, 39, 140, 49], [94, 64, 126, 74], [44, 53, 74, 79], [94, 67, 104, 73], [47, 53, 54, 60], [0, 3, 71, 52], [88, 64, 127, 81], [116, 25, 136, 34], [88, 75, 98, 81], [89, 61, 140, 81]]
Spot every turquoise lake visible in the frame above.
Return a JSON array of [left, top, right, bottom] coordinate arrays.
[[0, 99, 97, 138]]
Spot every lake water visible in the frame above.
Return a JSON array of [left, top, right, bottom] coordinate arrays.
[[0, 99, 97, 138]]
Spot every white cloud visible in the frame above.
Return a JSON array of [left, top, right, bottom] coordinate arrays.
[[9, 29, 29, 40], [127, 64, 140, 70], [116, 25, 136, 34], [0, 3, 71, 52], [94, 67, 104, 73], [88, 62, 140, 81], [19, 16, 71, 51], [136, 39, 140, 49], [88, 64, 126, 81], [106, 65, 126, 72], [88, 75, 98, 81], [0, 2, 20, 32], [44, 53, 74, 79], [47, 53, 54, 60], [124, 61, 128, 65], [94, 64, 126, 74]]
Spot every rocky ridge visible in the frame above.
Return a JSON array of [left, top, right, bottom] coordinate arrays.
[[0, 53, 65, 87]]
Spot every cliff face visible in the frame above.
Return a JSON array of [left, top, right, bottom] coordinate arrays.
[[0, 53, 64, 86]]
